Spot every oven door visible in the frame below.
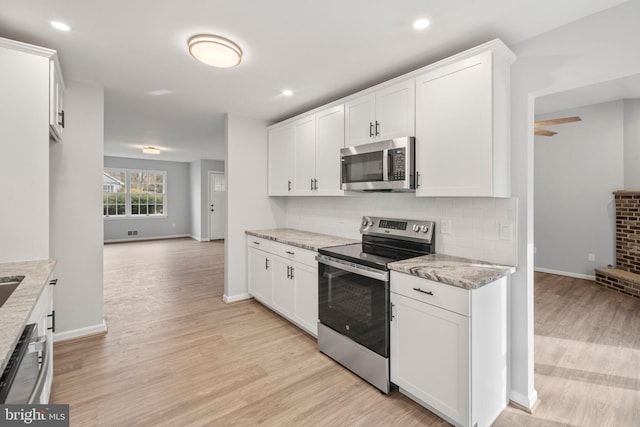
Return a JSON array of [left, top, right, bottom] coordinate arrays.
[[317, 255, 390, 357]]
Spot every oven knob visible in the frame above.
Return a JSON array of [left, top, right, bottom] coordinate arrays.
[[420, 225, 428, 233], [412, 224, 419, 232], [362, 218, 368, 227], [367, 219, 374, 226]]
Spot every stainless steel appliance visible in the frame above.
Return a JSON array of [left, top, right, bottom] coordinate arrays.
[[316, 216, 435, 393], [0, 323, 49, 404], [341, 137, 415, 191]]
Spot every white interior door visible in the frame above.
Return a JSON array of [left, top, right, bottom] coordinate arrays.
[[209, 172, 225, 240]]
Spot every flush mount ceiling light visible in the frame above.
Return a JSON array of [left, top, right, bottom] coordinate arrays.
[[188, 34, 242, 68], [142, 146, 161, 155], [282, 89, 293, 96]]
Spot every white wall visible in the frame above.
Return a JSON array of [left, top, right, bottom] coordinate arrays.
[[0, 44, 49, 262], [624, 99, 640, 189], [534, 101, 624, 278], [510, 0, 640, 408], [224, 114, 285, 302], [50, 81, 105, 339], [286, 195, 518, 266], [189, 159, 202, 239], [103, 156, 191, 241]]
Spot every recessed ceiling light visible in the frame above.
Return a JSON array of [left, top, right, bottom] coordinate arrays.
[[282, 89, 293, 96], [51, 21, 71, 32], [147, 89, 173, 96], [413, 18, 430, 30], [188, 34, 242, 68], [142, 146, 161, 155]]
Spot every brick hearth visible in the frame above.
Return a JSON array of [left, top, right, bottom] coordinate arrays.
[[595, 190, 640, 298]]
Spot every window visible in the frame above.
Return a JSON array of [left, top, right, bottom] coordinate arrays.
[[103, 168, 166, 217]]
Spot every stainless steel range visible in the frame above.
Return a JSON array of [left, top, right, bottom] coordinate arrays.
[[316, 216, 435, 393]]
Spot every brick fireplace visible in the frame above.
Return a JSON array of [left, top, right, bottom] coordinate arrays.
[[595, 190, 640, 298]]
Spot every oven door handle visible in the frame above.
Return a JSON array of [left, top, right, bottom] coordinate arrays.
[[316, 254, 389, 281], [27, 336, 49, 404]]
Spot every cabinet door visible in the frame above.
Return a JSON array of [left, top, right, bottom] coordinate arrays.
[[294, 114, 317, 194], [27, 280, 54, 404], [415, 52, 493, 197], [345, 93, 375, 146], [268, 124, 296, 195], [49, 59, 64, 141], [391, 292, 470, 426], [271, 256, 294, 317], [315, 104, 345, 195], [292, 262, 318, 336], [248, 247, 272, 304], [375, 79, 415, 141]]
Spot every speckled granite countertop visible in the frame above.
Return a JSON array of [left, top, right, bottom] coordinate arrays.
[[246, 228, 358, 251], [0, 259, 56, 373], [389, 254, 515, 290]]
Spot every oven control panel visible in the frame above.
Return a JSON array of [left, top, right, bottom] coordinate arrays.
[[360, 216, 435, 242]]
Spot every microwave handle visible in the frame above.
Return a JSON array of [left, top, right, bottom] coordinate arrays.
[[382, 149, 389, 182]]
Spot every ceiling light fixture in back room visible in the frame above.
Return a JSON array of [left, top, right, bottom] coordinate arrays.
[[142, 146, 160, 155], [188, 34, 242, 68]]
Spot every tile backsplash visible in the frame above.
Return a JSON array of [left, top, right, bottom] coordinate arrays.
[[284, 195, 518, 266]]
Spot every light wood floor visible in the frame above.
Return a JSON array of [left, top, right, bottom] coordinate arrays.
[[50, 239, 640, 426]]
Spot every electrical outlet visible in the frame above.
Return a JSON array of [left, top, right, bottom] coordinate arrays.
[[588, 253, 595, 262], [440, 218, 451, 234], [499, 223, 514, 241]]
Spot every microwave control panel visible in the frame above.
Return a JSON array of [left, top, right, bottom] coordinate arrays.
[[389, 148, 406, 180]]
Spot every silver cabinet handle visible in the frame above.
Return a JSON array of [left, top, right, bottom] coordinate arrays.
[[253, 241, 260, 245], [413, 287, 434, 296], [369, 122, 374, 137], [287, 180, 292, 191], [265, 258, 269, 269], [290, 267, 294, 279], [416, 171, 421, 189], [286, 251, 295, 255], [375, 120, 380, 136]]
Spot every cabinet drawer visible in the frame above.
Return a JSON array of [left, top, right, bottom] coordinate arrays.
[[247, 236, 272, 252], [391, 271, 469, 316], [270, 241, 317, 267]]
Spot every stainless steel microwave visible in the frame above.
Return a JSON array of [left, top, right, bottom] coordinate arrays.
[[340, 136, 415, 191]]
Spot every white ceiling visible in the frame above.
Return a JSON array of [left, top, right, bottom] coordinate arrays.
[[536, 72, 640, 115], [0, 0, 629, 162]]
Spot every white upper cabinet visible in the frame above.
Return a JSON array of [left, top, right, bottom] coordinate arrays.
[[268, 123, 296, 195], [415, 42, 515, 197], [269, 105, 345, 196], [313, 104, 345, 195], [49, 58, 65, 142], [267, 39, 515, 198], [294, 114, 317, 194], [345, 79, 415, 146]]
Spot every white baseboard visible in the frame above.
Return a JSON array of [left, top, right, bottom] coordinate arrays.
[[53, 319, 108, 343], [510, 388, 538, 412], [223, 293, 252, 303], [104, 234, 190, 243], [534, 267, 595, 281]]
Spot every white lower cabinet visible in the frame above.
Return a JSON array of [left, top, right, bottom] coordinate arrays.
[[247, 240, 272, 305], [390, 271, 507, 427], [246, 236, 318, 337], [27, 270, 56, 404]]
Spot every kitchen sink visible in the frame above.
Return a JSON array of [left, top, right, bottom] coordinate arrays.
[[0, 276, 24, 307]]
